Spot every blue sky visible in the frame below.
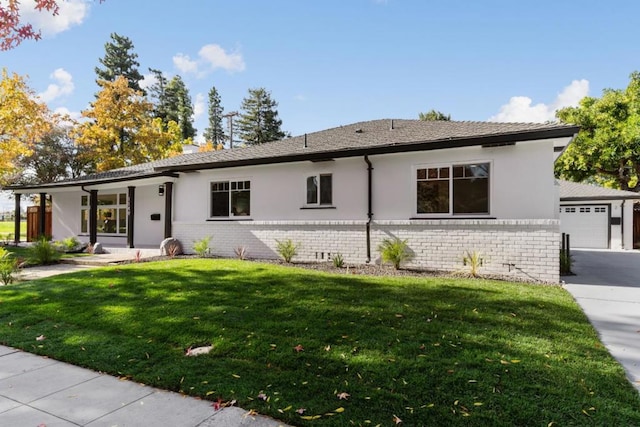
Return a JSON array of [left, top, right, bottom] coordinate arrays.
[[1, 0, 639, 209]]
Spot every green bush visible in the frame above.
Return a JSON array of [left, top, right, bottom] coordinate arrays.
[[332, 253, 345, 268], [378, 237, 412, 270], [193, 237, 211, 257], [29, 237, 61, 265], [56, 236, 82, 253], [275, 239, 299, 263], [0, 247, 19, 285]]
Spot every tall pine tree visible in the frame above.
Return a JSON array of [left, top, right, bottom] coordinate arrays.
[[147, 68, 169, 122], [95, 33, 144, 93], [165, 75, 196, 142], [236, 88, 285, 145], [203, 86, 226, 147]]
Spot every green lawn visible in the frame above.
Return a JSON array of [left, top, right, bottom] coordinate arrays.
[[0, 259, 638, 426], [0, 221, 25, 240]]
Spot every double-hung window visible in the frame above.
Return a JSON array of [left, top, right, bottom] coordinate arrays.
[[306, 174, 332, 205], [211, 180, 251, 217], [416, 163, 490, 215]]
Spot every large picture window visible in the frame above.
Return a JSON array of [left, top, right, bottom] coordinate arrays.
[[306, 174, 332, 205], [416, 163, 489, 215], [211, 180, 251, 217], [81, 193, 127, 235]]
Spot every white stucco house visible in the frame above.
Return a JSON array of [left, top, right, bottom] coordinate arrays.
[[8, 119, 579, 282], [558, 179, 640, 250]]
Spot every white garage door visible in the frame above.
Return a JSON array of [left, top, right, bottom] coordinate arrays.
[[560, 205, 609, 249]]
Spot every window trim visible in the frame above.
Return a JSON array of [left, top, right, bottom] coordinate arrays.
[[414, 161, 492, 218], [80, 192, 128, 236], [304, 173, 334, 207], [209, 178, 252, 219]]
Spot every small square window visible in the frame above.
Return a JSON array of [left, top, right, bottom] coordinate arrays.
[[417, 169, 426, 180]]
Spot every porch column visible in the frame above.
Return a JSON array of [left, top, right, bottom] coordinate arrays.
[[38, 193, 46, 238], [164, 182, 173, 238], [127, 186, 135, 248], [89, 190, 98, 245], [13, 193, 21, 244]]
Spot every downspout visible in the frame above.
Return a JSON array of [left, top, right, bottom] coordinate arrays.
[[621, 200, 625, 249], [364, 155, 373, 263]]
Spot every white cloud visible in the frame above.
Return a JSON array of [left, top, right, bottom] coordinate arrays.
[[38, 68, 74, 103], [173, 44, 245, 77], [173, 53, 199, 74], [139, 73, 159, 90], [198, 44, 245, 73], [53, 106, 83, 127], [19, 0, 89, 36], [489, 79, 589, 123], [193, 93, 205, 119]]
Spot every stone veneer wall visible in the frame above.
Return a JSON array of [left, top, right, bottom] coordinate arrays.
[[172, 219, 560, 283]]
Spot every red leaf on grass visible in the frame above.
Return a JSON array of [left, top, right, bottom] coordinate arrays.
[[294, 344, 304, 352]]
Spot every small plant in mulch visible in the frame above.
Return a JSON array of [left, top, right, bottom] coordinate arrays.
[[378, 237, 412, 270], [234, 246, 248, 260], [193, 236, 211, 257], [462, 250, 484, 278], [332, 253, 345, 268], [275, 239, 299, 263]]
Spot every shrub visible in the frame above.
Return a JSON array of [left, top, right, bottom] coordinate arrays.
[[193, 237, 211, 257], [463, 250, 484, 277], [332, 253, 345, 268], [29, 237, 61, 265], [56, 236, 81, 253], [234, 246, 248, 260], [0, 247, 19, 285], [378, 237, 412, 270], [275, 239, 299, 263]]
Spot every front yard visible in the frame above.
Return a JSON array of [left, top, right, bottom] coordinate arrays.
[[0, 259, 638, 426]]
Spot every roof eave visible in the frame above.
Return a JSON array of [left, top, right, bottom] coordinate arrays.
[[7, 171, 179, 193], [561, 195, 640, 202], [157, 126, 580, 173]]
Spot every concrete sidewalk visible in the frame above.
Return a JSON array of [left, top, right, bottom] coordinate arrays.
[[563, 249, 640, 393], [0, 346, 289, 426]]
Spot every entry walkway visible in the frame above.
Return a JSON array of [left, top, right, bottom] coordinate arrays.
[[563, 249, 640, 393]]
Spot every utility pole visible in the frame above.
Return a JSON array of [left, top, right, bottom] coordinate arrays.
[[224, 112, 239, 149]]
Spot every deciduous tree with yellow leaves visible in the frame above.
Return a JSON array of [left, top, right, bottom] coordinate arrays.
[[74, 76, 182, 172], [0, 68, 53, 185]]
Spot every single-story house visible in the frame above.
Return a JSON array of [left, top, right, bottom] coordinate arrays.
[[558, 179, 640, 250], [8, 119, 579, 282]]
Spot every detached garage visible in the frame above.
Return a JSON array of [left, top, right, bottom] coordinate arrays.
[[558, 180, 640, 250]]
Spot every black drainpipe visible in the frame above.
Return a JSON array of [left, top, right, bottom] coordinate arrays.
[[621, 200, 625, 249], [364, 155, 373, 263]]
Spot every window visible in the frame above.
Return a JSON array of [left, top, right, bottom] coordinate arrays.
[[211, 180, 251, 217], [80, 193, 127, 235], [306, 174, 332, 205], [416, 163, 490, 215]]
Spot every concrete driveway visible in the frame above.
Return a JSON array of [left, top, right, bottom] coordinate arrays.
[[563, 249, 640, 393]]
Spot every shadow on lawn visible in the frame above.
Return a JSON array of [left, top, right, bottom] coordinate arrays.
[[1, 260, 639, 426]]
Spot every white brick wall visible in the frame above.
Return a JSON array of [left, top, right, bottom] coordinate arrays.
[[172, 219, 560, 283]]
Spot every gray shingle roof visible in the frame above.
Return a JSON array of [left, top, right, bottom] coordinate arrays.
[[11, 119, 578, 190], [559, 179, 640, 200]]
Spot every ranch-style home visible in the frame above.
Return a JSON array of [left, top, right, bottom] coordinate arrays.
[[9, 119, 579, 282]]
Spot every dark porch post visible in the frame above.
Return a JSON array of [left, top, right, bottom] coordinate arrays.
[[164, 182, 173, 238], [38, 192, 46, 238], [89, 190, 98, 245], [13, 193, 21, 244], [127, 186, 135, 248]]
